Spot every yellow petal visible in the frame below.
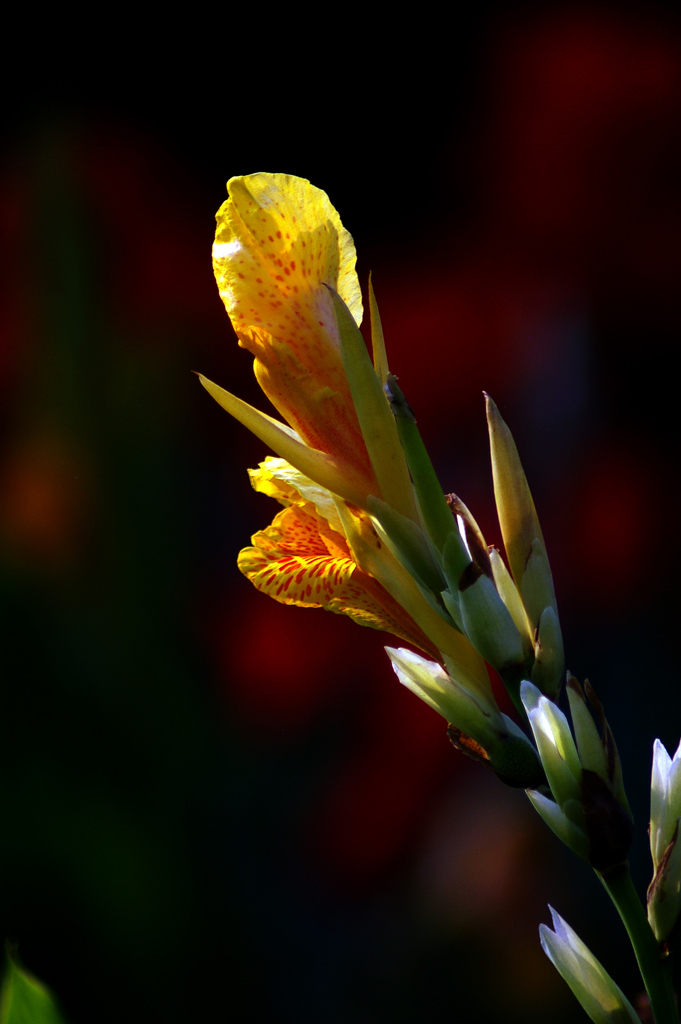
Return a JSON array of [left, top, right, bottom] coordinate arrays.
[[213, 173, 375, 492], [238, 502, 439, 657], [214, 173, 362, 332], [247, 456, 345, 535]]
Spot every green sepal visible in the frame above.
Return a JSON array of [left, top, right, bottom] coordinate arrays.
[[384, 374, 463, 555], [368, 275, 389, 384], [520, 537, 560, 640], [367, 494, 446, 597], [387, 648, 541, 789], [440, 528, 475, 597], [531, 605, 565, 699], [581, 770, 634, 871], [336, 502, 484, 675], [567, 676, 631, 819], [648, 825, 681, 942], [489, 547, 534, 662], [486, 393, 544, 578], [522, 681, 583, 809], [326, 286, 417, 521], [440, 587, 463, 632], [445, 494, 493, 576], [442, 573, 524, 675], [387, 646, 499, 744], [486, 395, 560, 630], [527, 790, 590, 861], [198, 374, 371, 509], [567, 676, 609, 780], [486, 722, 546, 789]]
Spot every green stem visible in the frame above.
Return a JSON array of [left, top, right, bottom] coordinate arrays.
[[599, 863, 678, 1024]]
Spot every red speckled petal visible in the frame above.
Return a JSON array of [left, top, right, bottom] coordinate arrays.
[[213, 173, 375, 493], [238, 504, 438, 654]]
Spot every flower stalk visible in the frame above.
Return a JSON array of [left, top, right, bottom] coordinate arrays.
[[599, 865, 679, 1024]]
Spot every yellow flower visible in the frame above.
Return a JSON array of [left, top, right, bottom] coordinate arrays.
[[203, 172, 493, 703], [201, 171, 561, 786]]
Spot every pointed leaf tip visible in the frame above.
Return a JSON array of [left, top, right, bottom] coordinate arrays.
[[197, 373, 370, 508]]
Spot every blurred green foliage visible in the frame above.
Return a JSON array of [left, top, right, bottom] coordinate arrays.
[[0, 122, 233, 1023], [1, 948, 70, 1024]]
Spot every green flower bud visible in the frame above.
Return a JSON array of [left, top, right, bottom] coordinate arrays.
[[522, 682, 633, 870], [531, 605, 564, 699], [486, 395, 564, 697], [540, 907, 641, 1023], [648, 738, 681, 942], [442, 571, 524, 678], [388, 647, 542, 788]]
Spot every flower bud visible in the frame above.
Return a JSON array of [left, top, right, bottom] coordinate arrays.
[[486, 395, 564, 698], [647, 738, 681, 942], [442, 570, 525, 678], [488, 546, 534, 662], [531, 606, 564, 699], [522, 681, 633, 869], [388, 647, 542, 788], [540, 906, 641, 1023], [567, 676, 630, 817]]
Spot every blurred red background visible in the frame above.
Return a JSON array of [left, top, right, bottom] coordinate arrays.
[[2, 5, 681, 1021]]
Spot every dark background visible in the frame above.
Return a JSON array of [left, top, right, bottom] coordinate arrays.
[[2, 3, 681, 1020]]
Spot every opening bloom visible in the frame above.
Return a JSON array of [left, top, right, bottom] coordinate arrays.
[[540, 907, 640, 1024], [240, 457, 440, 658], [203, 173, 491, 681]]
